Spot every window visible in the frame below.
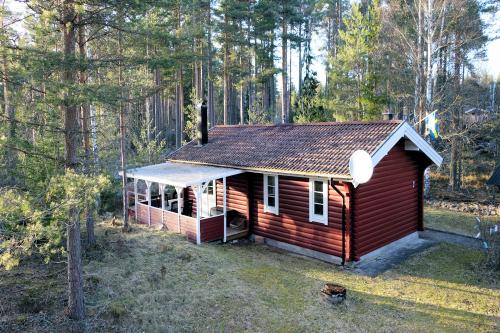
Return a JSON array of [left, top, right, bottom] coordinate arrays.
[[309, 179, 328, 224], [264, 174, 279, 214], [201, 180, 216, 217]]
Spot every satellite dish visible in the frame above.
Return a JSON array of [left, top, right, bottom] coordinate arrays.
[[349, 150, 374, 187]]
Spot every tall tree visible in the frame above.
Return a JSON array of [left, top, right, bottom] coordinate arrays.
[[60, 0, 85, 320], [77, 13, 96, 246], [117, 7, 129, 231], [0, 2, 17, 185], [328, 0, 384, 121], [278, 0, 301, 123]]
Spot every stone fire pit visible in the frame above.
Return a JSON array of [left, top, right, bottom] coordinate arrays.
[[321, 283, 346, 304]]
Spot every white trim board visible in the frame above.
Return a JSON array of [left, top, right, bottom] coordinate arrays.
[[119, 162, 242, 188], [371, 122, 443, 168]]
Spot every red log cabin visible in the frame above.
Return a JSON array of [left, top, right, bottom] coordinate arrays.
[[121, 119, 442, 264]]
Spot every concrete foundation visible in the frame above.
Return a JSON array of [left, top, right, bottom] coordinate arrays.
[[358, 232, 420, 262], [250, 235, 343, 265], [352, 232, 434, 276]]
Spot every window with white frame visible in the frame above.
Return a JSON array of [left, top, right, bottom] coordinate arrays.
[[264, 174, 279, 214], [309, 179, 328, 224]]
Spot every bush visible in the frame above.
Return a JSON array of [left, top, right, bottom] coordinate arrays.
[[475, 217, 500, 271], [108, 301, 127, 319]]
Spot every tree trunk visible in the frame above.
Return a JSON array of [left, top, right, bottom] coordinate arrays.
[[425, 0, 433, 115], [414, 0, 424, 133], [175, 4, 183, 147], [78, 16, 95, 247], [1, 3, 16, 185], [175, 68, 184, 148], [118, 15, 129, 231], [288, 41, 292, 118], [223, 12, 230, 125], [206, 1, 214, 127], [449, 34, 462, 191], [298, 21, 303, 97], [145, 95, 151, 142], [281, 17, 288, 123], [62, 1, 84, 320], [89, 104, 98, 165], [240, 85, 244, 125], [154, 66, 162, 139]]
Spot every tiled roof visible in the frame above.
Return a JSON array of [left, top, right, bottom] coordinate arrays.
[[168, 121, 403, 179]]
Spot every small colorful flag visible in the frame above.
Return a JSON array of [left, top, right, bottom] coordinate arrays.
[[424, 111, 439, 140]]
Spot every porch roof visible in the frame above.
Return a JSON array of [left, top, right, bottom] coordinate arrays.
[[120, 162, 242, 188]]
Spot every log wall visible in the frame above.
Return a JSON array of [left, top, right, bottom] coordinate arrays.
[[352, 140, 420, 259], [200, 215, 224, 242], [216, 174, 250, 221], [250, 174, 349, 258]]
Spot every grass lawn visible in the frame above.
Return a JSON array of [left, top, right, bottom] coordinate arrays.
[[1, 221, 499, 332], [424, 206, 500, 237]]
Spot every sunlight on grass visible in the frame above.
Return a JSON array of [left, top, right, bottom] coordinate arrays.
[[83, 222, 500, 332], [424, 206, 499, 236]]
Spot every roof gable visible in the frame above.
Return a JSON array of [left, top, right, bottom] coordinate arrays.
[[168, 121, 442, 180]]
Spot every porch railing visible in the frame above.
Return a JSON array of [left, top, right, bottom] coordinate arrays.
[[135, 202, 224, 243]]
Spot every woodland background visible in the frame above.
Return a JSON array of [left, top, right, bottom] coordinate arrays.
[[0, 0, 498, 321]]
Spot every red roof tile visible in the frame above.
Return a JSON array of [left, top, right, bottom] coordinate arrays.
[[168, 121, 403, 179]]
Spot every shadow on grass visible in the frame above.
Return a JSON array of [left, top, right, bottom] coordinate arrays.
[[390, 243, 498, 289], [81, 223, 499, 332], [349, 289, 499, 332]]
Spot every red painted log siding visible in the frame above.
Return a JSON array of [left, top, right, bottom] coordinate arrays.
[[200, 215, 224, 242], [216, 174, 250, 221], [353, 140, 419, 258], [179, 215, 197, 242], [135, 203, 196, 242], [150, 206, 163, 226], [136, 203, 149, 224], [162, 210, 179, 231], [185, 187, 196, 217], [251, 174, 348, 258]]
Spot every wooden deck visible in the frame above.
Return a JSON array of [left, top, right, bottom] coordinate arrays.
[[226, 226, 250, 241]]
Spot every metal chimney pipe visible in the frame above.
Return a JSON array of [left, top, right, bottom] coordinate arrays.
[[197, 100, 208, 146], [382, 112, 394, 121]]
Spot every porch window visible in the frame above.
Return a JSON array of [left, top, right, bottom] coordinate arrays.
[[309, 179, 328, 224], [264, 174, 279, 214], [201, 180, 216, 217]]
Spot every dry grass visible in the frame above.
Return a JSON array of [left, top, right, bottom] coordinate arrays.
[[81, 222, 499, 332], [2, 220, 499, 332], [424, 206, 500, 237]]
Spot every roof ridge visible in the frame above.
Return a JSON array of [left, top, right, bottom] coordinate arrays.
[[213, 120, 403, 129]]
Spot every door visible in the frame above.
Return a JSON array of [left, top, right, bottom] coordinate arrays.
[[201, 180, 216, 217]]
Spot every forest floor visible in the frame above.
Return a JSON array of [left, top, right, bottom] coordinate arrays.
[[1, 217, 499, 333]]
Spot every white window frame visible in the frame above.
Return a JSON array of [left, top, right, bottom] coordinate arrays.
[[309, 178, 328, 225], [201, 180, 217, 217], [263, 174, 279, 214]]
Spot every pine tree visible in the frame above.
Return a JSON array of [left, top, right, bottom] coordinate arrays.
[[327, 0, 384, 121]]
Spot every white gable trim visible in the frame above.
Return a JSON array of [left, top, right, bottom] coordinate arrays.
[[371, 122, 443, 167]]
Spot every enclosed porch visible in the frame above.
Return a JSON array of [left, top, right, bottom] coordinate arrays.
[[120, 162, 249, 244]]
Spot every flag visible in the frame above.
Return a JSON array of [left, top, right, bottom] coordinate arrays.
[[424, 111, 438, 140]]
